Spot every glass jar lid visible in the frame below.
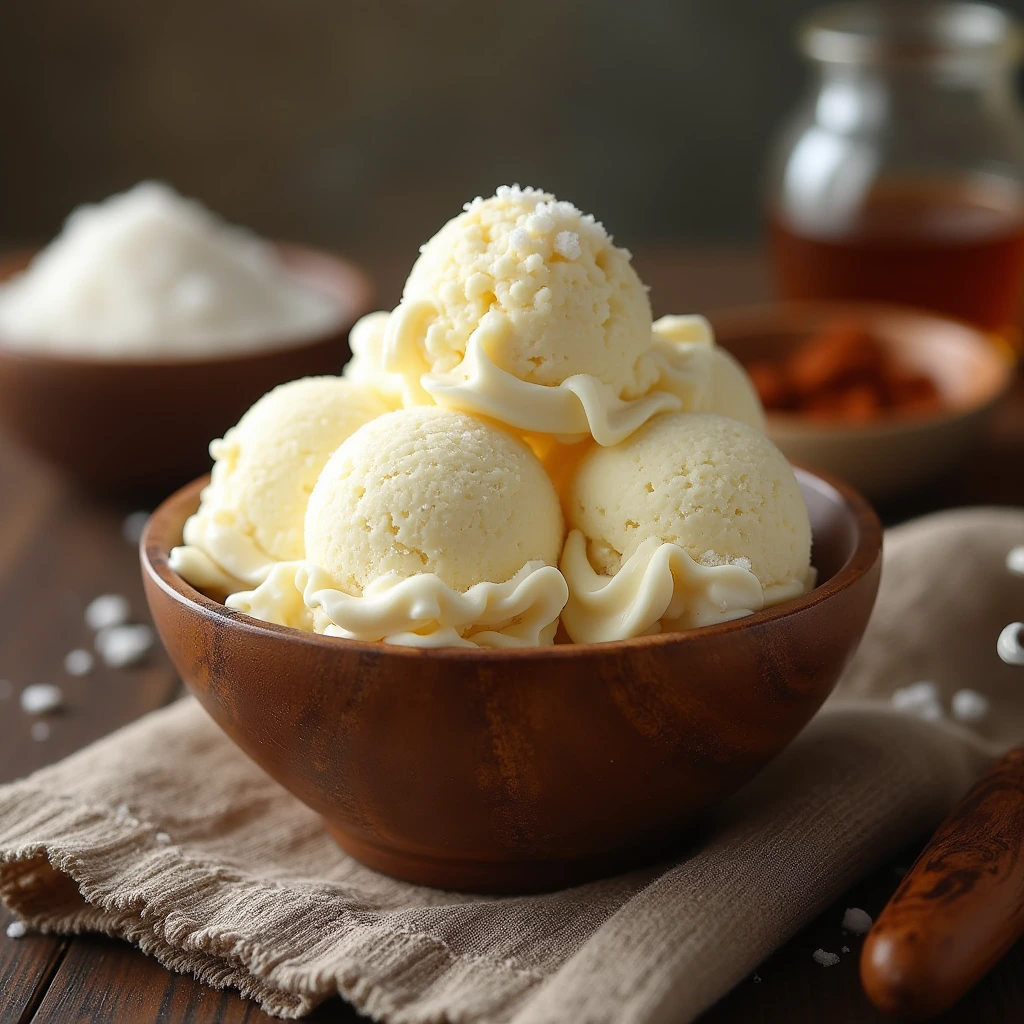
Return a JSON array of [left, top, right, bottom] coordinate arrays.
[[800, 2, 1024, 67]]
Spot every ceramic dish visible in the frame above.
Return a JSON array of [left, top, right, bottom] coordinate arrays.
[[142, 467, 882, 894], [710, 302, 1014, 501], [0, 246, 373, 496]]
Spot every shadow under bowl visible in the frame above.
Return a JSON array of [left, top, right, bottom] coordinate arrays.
[[142, 468, 882, 894], [709, 302, 1014, 502], [0, 245, 374, 497]]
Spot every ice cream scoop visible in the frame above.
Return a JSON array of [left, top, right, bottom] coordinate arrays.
[[560, 412, 813, 642], [169, 376, 387, 594], [352, 186, 699, 443], [295, 406, 567, 646], [651, 315, 766, 431]]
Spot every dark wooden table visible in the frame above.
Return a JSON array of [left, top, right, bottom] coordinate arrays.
[[2, 250, 1023, 1024]]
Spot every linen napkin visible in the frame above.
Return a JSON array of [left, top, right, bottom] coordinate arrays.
[[0, 507, 1021, 1023]]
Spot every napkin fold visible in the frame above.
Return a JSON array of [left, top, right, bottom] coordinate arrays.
[[1, 507, 1022, 1023]]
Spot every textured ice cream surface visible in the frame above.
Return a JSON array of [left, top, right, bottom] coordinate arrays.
[[651, 315, 766, 432], [305, 406, 564, 595], [351, 185, 684, 443], [561, 412, 813, 641], [0, 182, 341, 356], [170, 376, 387, 592], [403, 185, 655, 392]]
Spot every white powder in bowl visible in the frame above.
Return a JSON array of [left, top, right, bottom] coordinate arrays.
[[0, 182, 341, 357]]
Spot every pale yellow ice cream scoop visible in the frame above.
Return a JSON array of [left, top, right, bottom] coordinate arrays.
[[561, 412, 813, 642], [297, 406, 568, 647], [350, 186, 690, 444], [169, 376, 388, 594]]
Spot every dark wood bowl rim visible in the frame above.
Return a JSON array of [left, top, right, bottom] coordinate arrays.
[[142, 463, 882, 662], [0, 243, 374, 368]]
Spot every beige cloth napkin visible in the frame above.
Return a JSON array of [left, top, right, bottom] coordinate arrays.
[[1, 507, 1022, 1023]]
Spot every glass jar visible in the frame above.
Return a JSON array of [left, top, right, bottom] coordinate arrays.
[[767, 1, 1024, 349]]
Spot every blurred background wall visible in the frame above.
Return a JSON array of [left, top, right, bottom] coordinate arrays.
[[4, 0, 1024, 255]]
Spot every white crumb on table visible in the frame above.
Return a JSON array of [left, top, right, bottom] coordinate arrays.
[[31, 722, 51, 742], [1007, 545, 1024, 576], [122, 511, 150, 545], [891, 681, 944, 721], [95, 624, 154, 668], [951, 689, 990, 723], [64, 648, 94, 677], [842, 907, 873, 934], [85, 594, 131, 631], [5, 921, 26, 939], [812, 949, 840, 967], [998, 622, 1024, 666], [155, 832, 172, 845], [20, 683, 63, 715], [0, 679, 12, 700], [842, 945, 850, 954]]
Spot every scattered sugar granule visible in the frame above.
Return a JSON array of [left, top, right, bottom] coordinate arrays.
[[891, 681, 944, 721], [699, 550, 724, 567], [842, 907, 873, 934], [85, 594, 131, 631], [20, 683, 63, 715], [951, 689, 990, 724], [64, 648, 94, 677], [0, 679, 12, 700], [95, 623, 154, 668], [155, 832, 172, 845], [554, 230, 581, 260], [731, 556, 752, 572], [1007, 545, 1024, 576], [31, 721, 50, 742], [998, 622, 1024, 666], [508, 227, 531, 249], [6, 921, 26, 939], [813, 949, 841, 967], [842, 946, 850, 954], [122, 511, 150, 546]]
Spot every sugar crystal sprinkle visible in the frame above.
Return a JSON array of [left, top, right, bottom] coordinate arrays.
[[95, 624, 154, 668], [891, 681, 944, 721], [813, 949, 840, 967], [122, 511, 150, 546], [842, 907, 873, 934], [64, 648, 94, 677], [6, 921, 26, 939], [155, 832, 172, 845], [842, 946, 851, 954], [951, 689, 990, 723], [20, 683, 63, 715], [85, 594, 131, 631]]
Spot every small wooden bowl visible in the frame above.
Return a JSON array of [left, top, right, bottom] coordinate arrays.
[[142, 468, 882, 894], [0, 246, 374, 497], [710, 303, 1014, 502]]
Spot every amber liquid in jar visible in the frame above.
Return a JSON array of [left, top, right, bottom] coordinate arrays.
[[771, 178, 1024, 344]]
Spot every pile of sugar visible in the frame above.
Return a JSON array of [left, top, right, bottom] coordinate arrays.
[[0, 182, 342, 356]]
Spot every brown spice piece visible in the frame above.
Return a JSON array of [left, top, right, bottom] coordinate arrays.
[[744, 321, 942, 422]]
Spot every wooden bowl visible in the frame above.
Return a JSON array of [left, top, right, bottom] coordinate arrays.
[[142, 469, 882, 894], [0, 245, 373, 497], [709, 303, 1014, 502]]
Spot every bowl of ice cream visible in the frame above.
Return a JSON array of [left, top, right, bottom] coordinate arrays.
[[141, 186, 883, 893], [710, 303, 1014, 501], [0, 183, 374, 495]]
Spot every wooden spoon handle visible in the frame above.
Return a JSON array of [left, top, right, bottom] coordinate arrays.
[[861, 747, 1024, 1020]]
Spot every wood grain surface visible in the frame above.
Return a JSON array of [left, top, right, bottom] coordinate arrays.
[[1, 249, 1023, 1022], [862, 748, 1024, 1019]]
